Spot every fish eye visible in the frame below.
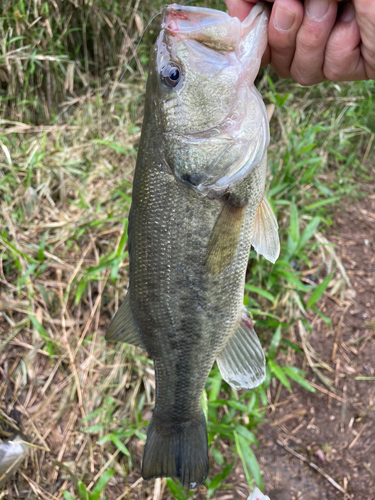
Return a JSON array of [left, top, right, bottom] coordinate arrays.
[[160, 63, 181, 88]]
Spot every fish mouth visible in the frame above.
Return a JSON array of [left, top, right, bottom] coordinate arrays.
[[161, 4, 241, 52], [159, 3, 270, 195], [162, 3, 268, 51], [163, 4, 232, 33]]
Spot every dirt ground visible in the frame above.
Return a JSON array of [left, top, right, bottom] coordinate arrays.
[[154, 180, 375, 500], [1, 180, 374, 500], [253, 188, 375, 500]]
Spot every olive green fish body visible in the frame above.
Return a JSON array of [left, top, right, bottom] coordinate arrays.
[[129, 114, 267, 418], [106, 2, 280, 489]]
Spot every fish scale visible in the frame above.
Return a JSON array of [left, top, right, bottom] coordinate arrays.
[[106, 2, 280, 488], [130, 138, 265, 472]]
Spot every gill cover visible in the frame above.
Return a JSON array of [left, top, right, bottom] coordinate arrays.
[[154, 3, 270, 196]]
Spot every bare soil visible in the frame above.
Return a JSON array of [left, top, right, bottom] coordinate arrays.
[[1, 182, 374, 500], [254, 189, 375, 500]]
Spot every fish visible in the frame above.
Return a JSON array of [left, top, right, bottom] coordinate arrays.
[[106, 2, 280, 489]]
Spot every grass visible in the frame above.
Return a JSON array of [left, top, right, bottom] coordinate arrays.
[[1, 0, 375, 498]]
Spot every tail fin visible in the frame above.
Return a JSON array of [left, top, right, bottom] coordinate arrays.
[[142, 411, 209, 489]]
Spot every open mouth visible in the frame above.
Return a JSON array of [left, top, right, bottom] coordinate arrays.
[[161, 4, 241, 52]]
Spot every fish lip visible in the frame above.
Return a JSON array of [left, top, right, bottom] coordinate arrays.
[[161, 3, 241, 51], [162, 4, 230, 31], [164, 131, 235, 176], [163, 123, 263, 196], [162, 2, 268, 36], [160, 140, 228, 197]]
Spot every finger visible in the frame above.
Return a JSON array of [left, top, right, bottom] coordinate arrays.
[[225, 0, 276, 21], [224, 0, 258, 21], [290, 0, 339, 85], [324, 3, 366, 81], [268, 0, 304, 78], [353, 0, 375, 78]]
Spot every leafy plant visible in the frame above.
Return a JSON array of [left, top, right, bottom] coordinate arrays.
[[62, 469, 115, 500]]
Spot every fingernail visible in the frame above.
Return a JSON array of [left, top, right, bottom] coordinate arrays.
[[274, 6, 295, 31], [306, 0, 330, 21], [340, 2, 355, 22]]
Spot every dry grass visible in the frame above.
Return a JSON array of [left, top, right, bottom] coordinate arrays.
[[0, 79, 157, 498], [1, 0, 160, 121], [2, 80, 373, 498], [1, 2, 375, 499], [0, 0, 227, 121]]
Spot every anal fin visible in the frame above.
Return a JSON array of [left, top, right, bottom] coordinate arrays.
[[217, 309, 265, 390], [205, 197, 247, 276], [252, 196, 280, 264], [105, 292, 144, 348]]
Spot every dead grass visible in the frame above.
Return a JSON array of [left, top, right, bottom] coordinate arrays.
[[0, 65, 161, 495], [254, 182, 375, 499], [1, 2, 375, 499], [1, 81, 373, 498], [0, 0, 162, 121]]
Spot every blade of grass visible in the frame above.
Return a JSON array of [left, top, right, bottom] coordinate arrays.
[[307, 272, 334, 309]]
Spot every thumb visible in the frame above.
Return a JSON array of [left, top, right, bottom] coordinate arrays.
[[353, 0, 375, 77], [224, 0, 260, 21]]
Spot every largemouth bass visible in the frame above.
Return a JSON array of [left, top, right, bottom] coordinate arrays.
[[106, 2, 279, 489]]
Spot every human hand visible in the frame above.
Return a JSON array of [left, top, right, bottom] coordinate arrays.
[[224, 0, 375, 84]]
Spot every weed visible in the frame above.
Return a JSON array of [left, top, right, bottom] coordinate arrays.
[[1, 1, 374, 499]]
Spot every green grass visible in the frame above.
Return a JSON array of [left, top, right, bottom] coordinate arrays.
[[1, 1, 375, 499]]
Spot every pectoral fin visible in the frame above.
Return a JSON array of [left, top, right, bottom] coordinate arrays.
[[217, 309, 265, 390], [105, 293, 144, 348], [205, 198, 247, 276], [252, 196, 280, 264]]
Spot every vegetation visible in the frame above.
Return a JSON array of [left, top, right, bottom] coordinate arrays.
[[1, 0, 374, 499]]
